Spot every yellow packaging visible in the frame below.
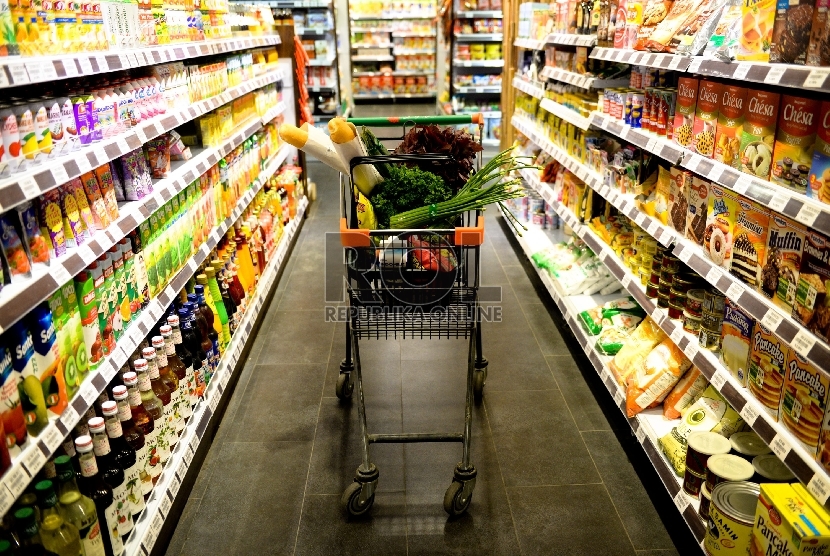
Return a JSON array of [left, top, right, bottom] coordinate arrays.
[[747, 323, 788, 421], [780, 349, 830, 452], [750, 483, 830, 556], [739, 0, 775, 61]]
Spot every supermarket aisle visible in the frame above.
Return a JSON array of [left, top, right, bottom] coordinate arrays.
[[165, 161, 694, 556]]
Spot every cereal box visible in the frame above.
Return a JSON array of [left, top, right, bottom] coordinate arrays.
[[721, 298, 755, 385], [747, 322, 788, 420], [739, 90, 781, 181], [793, 231, 830, 342], [686, 175, 711, 245], [810, 101, 830, 204], [780, 349, 829, 452], [669, 167, 692, 233], [714, 85, 748, 170], [771, 94, 820, 194], [762, 212, 808, 313], [673, 76, 699, 149], [770, 0, 816, 64], [739, 0, 776, 60], [703, 183, 738, 270], [751, 484, 830, 556], [730, 198, 770, 288], [807, 0, 830, 66], [691, 79, 723, 158]]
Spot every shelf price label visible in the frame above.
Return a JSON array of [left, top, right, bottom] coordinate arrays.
[[41, 425, 64, 453], [79, 378, 100, 407], [670, 326, 684, 346], [796, 204, 821, 227], [59, 403, 80, 431], [706, 266, 723, 285], [21, 445, 47, 476], [739, 401, 760, 427], [726, 282, 744, 301], [771, 434, 792, 460], [683, 341, 699, 362], [769, 193, 789, 213], [765, 65, 787, 84], [804, 68, 830, 89], [732, 175, 752, 195], [674, 490, 690, 512], [710, 370, 728, 390], [635, 424, 647, 444], [808, 473, 830, 505], [5, 466, 30, 498], [620, 274, 632, 291], [791, 329, 817, 358], [761, 310, 784, 332], [732, 63, 752, 80]]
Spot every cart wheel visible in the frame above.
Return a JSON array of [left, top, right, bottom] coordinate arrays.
[[473, 367, 487, 402], [444, 481, 473, 517], [336, 373, 353, 400], [342, 482, 374, 517]]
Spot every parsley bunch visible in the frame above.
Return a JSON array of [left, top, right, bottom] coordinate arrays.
[[369, 164, 453, 229]]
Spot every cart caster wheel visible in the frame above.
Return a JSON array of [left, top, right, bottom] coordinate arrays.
[[444, 480, 473, 517], [336, 373, 353, 400], [473, 367, 487, 402], [342, 482, 374, 517]]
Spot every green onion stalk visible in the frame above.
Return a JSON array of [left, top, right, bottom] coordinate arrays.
[[389, 148, 537, 235]]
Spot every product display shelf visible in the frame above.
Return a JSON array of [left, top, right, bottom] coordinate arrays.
[[352, 70, 432, 77], [686, 58, 830, 93], [454, 85, 502, 94], [308, 56, 337, 66], [512, 77, 545, 99], [0, 98, 286, 342], [352, 93, 436, 99], [0, 36, 281, 89], [589, 112, 685, 164], [353, 43, 394, 48], [540, 98, 593, 131], [125, 195, 308, 556], [393, 48, 435, 55], [350, 14, 437, 20], [393, 32, 437, 38], [351, 55, 396, 62], [0, 66, 285, 219], [454, 33, 504, 42], [455, 10, 502, 18], [514, 112, 830, 510], [452, 59, 505, 67], [538, 65, 629, 89], [514, 38, 544, 50], [507, 171, 707, 544], [262, 0, 330, 6], [0, 142, 297, 519], [589, 48, 692, 71], [545, 33, 597, 47], [296, 26, 333, 36]]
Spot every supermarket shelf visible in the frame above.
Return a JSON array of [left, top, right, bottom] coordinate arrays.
[[261, 0, 330, 6], [589, 48, 692, 71], [512, 77, 545, 99], [0, 143, 298, 519], [353, 92, 436, 99], [540, 98, 592, 131], [505, 176, 706, 544], [454, 85, 501, 94], [392, 32, 437, 38], [124, 195, 307, 556], [351, 27, 394, 33], [539, 65, 629, 89], [307, 85, 337, 92], [589, 112, 685, 164], [352, 70, 432, 76], [307, 56, 337, 66], [545, 33, 596, 47], [514, 38, 544, 50], [454, 33, 503, 42], [453, 59, 504, 68], [0, 67, 285, 215], [296, 27, 333, 35], [482, 138, 500, 147], [393, 49, 435, 55], [456, 10, 503, 18], [350, 14, 437, 20], [689, 58, 830, 92], [0, 103, 287, 337], [260, 101, 287, 124], [352, 43, 393, 48], [0, 36, 281, 89], [352, 55, 395, 62]]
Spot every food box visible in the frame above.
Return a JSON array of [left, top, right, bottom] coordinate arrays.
[[673, 76, 699, 149], [751, 484, 830, 555], [810, 101, 830, 204], [739, 0, 776, 60], [686, 175, 711, 245], [771, 0, 817, 64], [762, 213, 808, 313], [714, 84, 748, 170], [703, 183, 738, 270], [771, 94, 820, 194], [691, 79, 723, 158], [739, 90, 781, 181], [747, 322, 788, 420], [780, 349, 829, 452], [669, 166, 692, 233], [721, 298, 755, 385], [730, 198, 770, 288], [807, 0, 830, 65], [793, 230, 830, 341]]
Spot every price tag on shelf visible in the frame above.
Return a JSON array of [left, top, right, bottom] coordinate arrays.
[[646, 220, 659, 237], [5, 466, 30, 498], [18, 175, 39, 199], [78, 57, 93, 74], [95, 55, 109, 72], [739, 400, 760, 427], [97, 232, 113, 253], [169, 475, 181, 498], [128, 325, 143, 347], [809, 474, 830, 505], [710, 370, 728, 390], [652, 307, 666, 325], [765, 65, 787, 84], [79, 379, 99, 407], [22, 445, 47, 475], [797, 203, 821, 227], [635, 212, 647, 227], [111, 346, 128, 370], [706, 266, 723, 285], [686, 154, 702, 173], [804, 68, 830, 89], [183, 446, 194, 467], [687, 57, 703, 73], [771, 434, 792, 460], [726, 282, 744, 301], [620, 274, 632, 291], [640, 54, 654, 67], [41, 425, 64, 453], [791, 329, 817, 358], [117, 54, 129, 69], [613, 388, 624, 406], [92, 146, 108, 166], [668, 56, 682, 70], [76, 155, 92, 175], [684, 340, 699, 362], [733, 175, 752, 194], [645, 137, 658, 154], [51, 164, 69, 186], [635, 424, 647, 444], [708, 164, 724, 183], [51, 264, 71, 287], [730, 62, 752, 81], [670, 326, 684, 345], [159, 492, 172, 516], [7, 63, 29, 84], [135, 51, 148, 66], [0, 486, 14, 517], [674, 490, 690, 512], [59, 403, 80, 430], [100, 361, 117, 382], [126, 53, 138, 67]]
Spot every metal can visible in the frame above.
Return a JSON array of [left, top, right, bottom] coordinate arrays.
[[672, 274, 699, 294], [656, 90, 669, 137], [669, 287, 688, 306], [705, 482, 759, 556], [646, 282, 660, 298], [642, 89, 652, 132], [751, 454, 795, 483], [699, 325, 722, 351], [729, 431, 771, 461], [703, 289, 726, 315], [699, 483, 712, 522], [705, 454, 755, 493], [668, 301, 685, 320], [624, 91, 634, 125], [686, 289, 705, 316], [685, 432, 731, 498], [630, 93, 644, 128], [658, 291, 670, 308], [684, 311, 702, 334]]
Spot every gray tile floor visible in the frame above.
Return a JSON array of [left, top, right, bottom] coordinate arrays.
[[164, 158, 698, 555]]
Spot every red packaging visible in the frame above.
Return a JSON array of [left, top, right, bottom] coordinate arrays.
[[691, 80, 724, 158], [673, 77, 700, 149]]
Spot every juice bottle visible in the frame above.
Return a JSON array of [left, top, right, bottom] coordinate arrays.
[[194, 276, 221, 337], [33, 480, 83, 556], [161, 325, 190, 420], [9, 321, 47, 437], [108, 246, 125, 341], [88, 417, 133, 539], [75, 269, 104, 370], [42, 96, 65, 157], [100, 401, 144, 517], [150, 336, 182, 438], [13, 101, 37, 167], [74, 435, 124, 556], [0, 340, 27, 447], [122, 370, 160, 489], [233, 233, 255, 294], [205, 266, 229, 347], [54, 455, 106, 556], [111, 385, 150, 497], [28, 99, 52, 159]]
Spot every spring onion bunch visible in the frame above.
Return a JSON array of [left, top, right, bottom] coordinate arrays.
[[389, 148, 535, 234]]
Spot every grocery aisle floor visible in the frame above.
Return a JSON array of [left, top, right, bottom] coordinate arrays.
[[164, 159, 698, 556]]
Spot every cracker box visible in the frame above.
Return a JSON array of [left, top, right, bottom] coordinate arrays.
[[770, 0, 817, 64], [762, 212, 808, 313], [703, 183, 739, 270], [809, 100, 830, 204], [739, 0, 776, 60], [721, 298, 755, 386], [793, 231, 830, 341], [747, 322, 788, 420], [739, 90, 781, 181], [771, 94, 821, 194], [730, 198, 771, 288], [691, 79, 723, 158], [751, 484, 830, 556], [807, 0, 830, 66], [818, 400, 830, 474], [673, 77, 699, 149], [780, 349, 829, 452], [669, 167, 692, 233], [686, 175, 711, 246], [714, 85, 748, 170]]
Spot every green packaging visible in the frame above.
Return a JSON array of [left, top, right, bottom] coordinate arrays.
[[74, 269, 103, 370]]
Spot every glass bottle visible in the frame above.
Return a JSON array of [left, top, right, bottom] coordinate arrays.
[[123, 371, 161, 489], [60, 437, 82, 481], [161, 325, 190, 421], [151, 337, 183, 438], [194, 276, 220, 338], [101, 401, 145, 518], [168, 314, 195, 410], [142, 346, 176, 451], [226, 251, 247, 316], [207, 330, 219, 384], [233, 234, 256, 294], [111, 385, 150, 498], [191, 290, 216, 374], [75, 435, 123, 556], [212, 261, 237, 337], [182, 308, 207, 398], [33, 480, 83, 556], [14, 507, 54, 556], [204, 266, 230, 348], [54, 455, 105, 556], [88, 417, 133, 540]]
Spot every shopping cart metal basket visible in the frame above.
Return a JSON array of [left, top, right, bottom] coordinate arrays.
[[335, 114, 489, 518]]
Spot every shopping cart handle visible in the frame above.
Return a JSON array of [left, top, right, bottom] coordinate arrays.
[[346, 114, 484, 127]]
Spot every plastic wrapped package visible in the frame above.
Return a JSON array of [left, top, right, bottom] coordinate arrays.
[[645, 0, 711, 51], [625, 338, 692, 417], [673, 0, 729, 55], [0, 211, 32, 282], [662, 366, 708, 419], [634, 0, 675, 49], [703, 0, 742, 60], [578, 296, 644, 335], [609, 317, 667, 385]]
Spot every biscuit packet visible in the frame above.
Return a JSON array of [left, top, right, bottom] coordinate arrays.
[[771, 94, 820, 194], [739, 90, 781, 181], [770, 0, 816, 64], [780, 349, 829, 453], [691, 79, 724, 158], [686, 175, 711, 246], [634, 0, 675, 48], [703, 0, 743, 57], [762, 213, 807, 313], [668, 167, 691, 233], [673, 77, 699, 149], [730, 198, 770, 288], [713, 84, 748, 170], [747, 323, 788, 420], [809, 100, 830, 204], [739, 0, 776, 60], [703, 183, 738, 271]]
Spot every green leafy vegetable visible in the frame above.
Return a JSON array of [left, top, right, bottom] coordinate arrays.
[[369, 164, 453, 229], [393, 124, 483, 190]]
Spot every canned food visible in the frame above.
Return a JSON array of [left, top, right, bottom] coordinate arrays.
[[699, 483, 712, 522], [751, 454, 795, 483], [685, 432, 731, 497], [684, 311, 702, 334], [699, 327, 722, 351], [705, 454, 755, 493], [684, 469, 706, 498], [624, 92, 634, 125], [646, 282, 660, 298], [729, 431, 771, 461], [651, 257, 662, 272], [672, 274, 698, 293], [668, 301, 685, 320], [661, 254, 680, 273], [703, 289, 727, 315], [701, 311, 725, 334], [640, 267, 650, 286], [650, 271, 661, 286], [669, 288, 688, 306], [630, 93, 644, 128], [705, 482, 759, 556], [686, 289, 705, 316], [659, 277, 673, 294], [658, 291, 670, 308]]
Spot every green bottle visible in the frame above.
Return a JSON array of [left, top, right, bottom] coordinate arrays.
[[54, 455, 106, 556], [204, 267, 230, 348], [34, 480, 83, 556]]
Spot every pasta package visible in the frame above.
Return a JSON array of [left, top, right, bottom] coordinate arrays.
[[609, 317, 667, 385], [662, 366, 708, 420], [625, 338, 692, 417]]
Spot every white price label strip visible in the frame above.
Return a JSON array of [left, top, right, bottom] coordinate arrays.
[[732, 175, 752, 194], [761, 310, 784, 332], [708, 164, 724, 183], [78, 57, 93, 74], [684, 341, 699, 361], [76, 155, 92, 174], [710, 370, 727, 390], [159, 491, 172, 516], [733, 62, 752, 80], [796, 204, 821, 227], [51, 264, 71, 287], [739, 401, 760, 427], [5, 466, 30, 497], [706, 266, 723, 285], [674, 490, 689, 511], [613, 389, 624, 406], [18, 175, 39, 198], [22, 445, 47, 475], [670, 326, 684, 345], [726, 282, 744, 300], [41, 425, 64, 452], [808, 474, 830, 505], [635, 424, 646, 444], [771, 434, 792, 460], [791, 329, 817, 358], [620, 274, 632, 290], [678, 245, 692, 264], [668, 56, 682, 70], [79, 379, 99, 406], [59, 403, 80, 430], [804, 68, 830, 88], [51, 165, 69, 185], [765, 66, 787, 84], [769, 193, 789, 213], [687, 58, 702, 73]]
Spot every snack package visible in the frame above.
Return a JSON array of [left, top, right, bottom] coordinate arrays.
[[747, 322, 788, 420], [596, 326, 635, 356], [0, 211, 32, 282], [781, 349, 829, 452], [645, 0, 710, 50], [771, 94, 820, 194], [807, 0, 830, 66], [714, 85, 748, 169], [762, 213, 807, 312], [720, 298, 755, 385], [704, 0, 743, 58], [662, 366, 708, 420], [668, 167, 692, 234], [145, 135, 171, 179], [579, 296, 645, 335], [703, 183, 738, 270], [79, 171, 111, 230], [654, 165, 672, 226], [673, 0, 730, 54], [16, 202, 49, 266], [626, 0, 645, 48], [793, 231, 830, 341], [770, 0, 816, 64], [691, 80, 724, 158], [686, 176, 711, 245], [673, 77, 700, 149], [110, 161, 125, 202], [659, 385, 745, 475], [634, 0, 675, 48], [730, 198, 770, 288], [354, 188, 378, 230], [739, 90, 781, 181], [38, 190, 66, 259], [625, 338, 692, 417], [94, 165, 119, 222], [609, 317, 667, 385], [739, 0, 777, 60], [810, 100, 830, 204]]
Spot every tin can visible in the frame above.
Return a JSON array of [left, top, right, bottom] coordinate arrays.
[[672, 274, 699, 294], [705, 482, 759, 556], [656, 90, 669, 137], [644, 67, 658, 88], [751, 454, 795, 483], [699, 483, 712, 522], [729, 431, 771, 461], [686, 289, 705, 316], [658, 291, 670, 308], [650, 271, 661, 286], [705, 454, 755, 493], [699, 327, 722, 351], [630, 67, 643, 89], [684, 311, 703, 334], [701, 310, 724, 332], [646, 282, 660, 298], [668, 301, 685, 320], [684, 469, 706, 498], [703, 289, 726, 315], [685, 432, 731, 498], [669, 288, 687, 306], [630, 93, 644, 128]]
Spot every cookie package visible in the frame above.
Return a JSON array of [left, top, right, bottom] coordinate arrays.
[[806, 0, 830, 66], [703, 183, 738, 271], [770, 0, 816, 64], [793, 230, 830, 342], [669, 167, 692, 234], [762, 212, 808, 314], [739, 89, 781, 181], [673, 76, 700, 149], [809, 100, 830, 204], [713, 84, 748, 170], [730, 197, 771, 289], [691, 79, 723, 158], [747, 322, 788, 421], [686, 175, 711, 246], [738, 0, 776, 60], [771, 94, 820, 195]]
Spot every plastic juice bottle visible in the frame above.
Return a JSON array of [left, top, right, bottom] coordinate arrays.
[[74, 435, 124, 556], [151, 336, 182, 437], [54, 455, 106, 556], [25, 303, 63, 417], [9, 321, 47, 437], [88, 417, 133, 539], [100, 401, 144, 517], [0, 341, 27, 447], [33, 480, 83, 556], [122, 371, 159, 489], [75, 269, 103, 370], [233, 234, 255, 294], [13, 101, 37, 167]]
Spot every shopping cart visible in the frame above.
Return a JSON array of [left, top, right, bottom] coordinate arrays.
[[335, 114, 489, 518]]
